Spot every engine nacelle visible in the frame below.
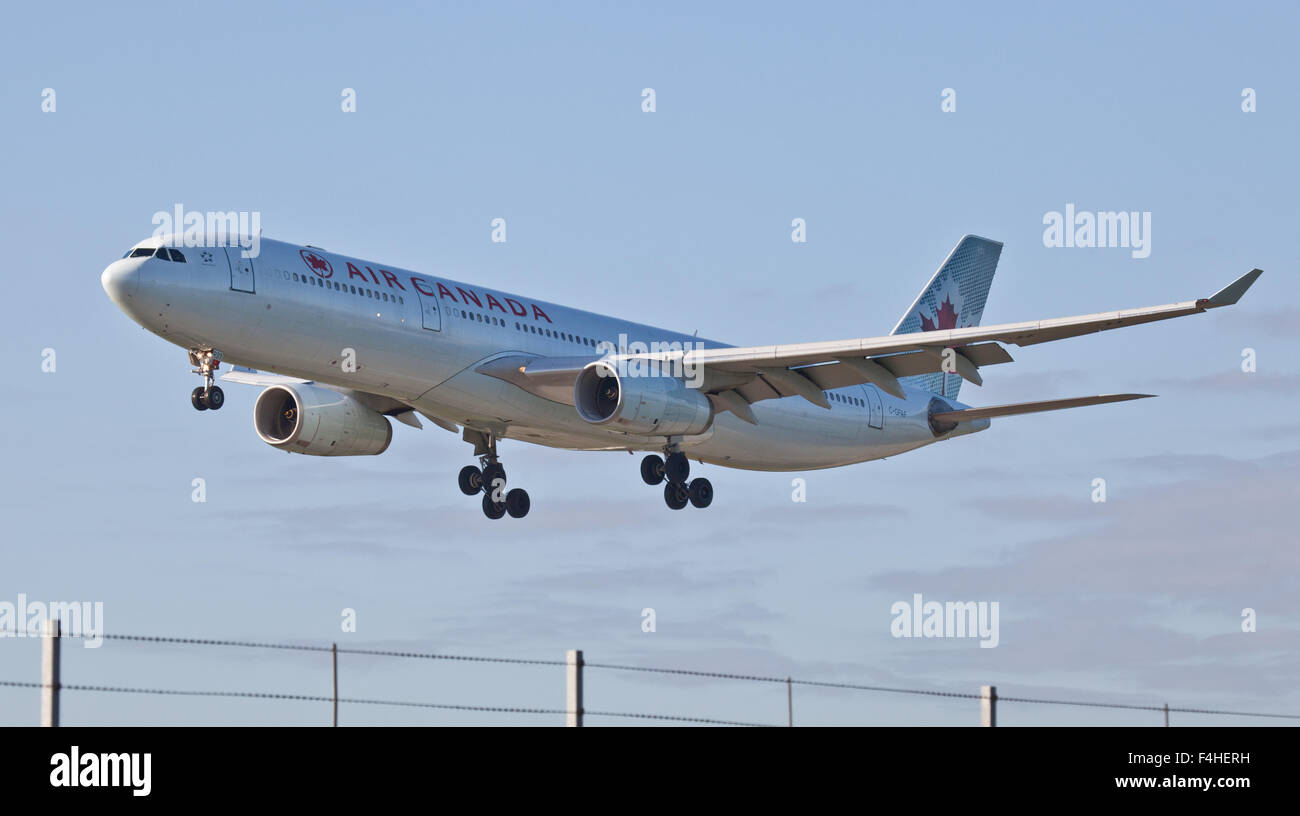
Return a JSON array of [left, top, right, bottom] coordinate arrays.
[[574, 361, 713, 437], [254, 384, 392, 456]]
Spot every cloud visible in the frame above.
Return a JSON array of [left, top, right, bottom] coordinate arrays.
[[1211, 308, 1300, 339], [859, 448, 1300, 708], [1151, 371, 1300, 394]]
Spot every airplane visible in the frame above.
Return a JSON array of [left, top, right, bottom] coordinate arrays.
[[100, 233, 1261, 519]]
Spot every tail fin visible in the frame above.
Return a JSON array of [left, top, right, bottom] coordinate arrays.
[[890, 234, 1002, 399]]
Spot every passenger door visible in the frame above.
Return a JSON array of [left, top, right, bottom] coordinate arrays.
[[862, 385, 884, 429], [225, 247, 255, 293], [414, 286, 442, 331]]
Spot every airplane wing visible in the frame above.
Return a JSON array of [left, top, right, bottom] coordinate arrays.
[[218, 366, 433, 430], [633, 268, 1262, 413], [481, 269, 1260, 420], [219, 365, 311, 386]]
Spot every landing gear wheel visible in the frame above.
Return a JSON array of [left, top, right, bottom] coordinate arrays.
[[204, 386, 224, 410], [482, 493, 506, 520], [688, 478, 713, 509], [664, 481, 689, 510], [191, 387, 209, 411], [665, 452, 690, 484], [640, 454, 665, 485], [458, 465, 484, 496], [481, 463, 506, 494], [505, 488, 531, 519]]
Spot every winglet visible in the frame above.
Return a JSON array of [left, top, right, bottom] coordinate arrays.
[[1203, 268, 1263, 308]]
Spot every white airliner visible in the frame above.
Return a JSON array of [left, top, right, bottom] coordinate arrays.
[[101, 234, 1260, 519]]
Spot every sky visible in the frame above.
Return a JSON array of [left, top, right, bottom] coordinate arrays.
[[0, 1, 1296, 726]]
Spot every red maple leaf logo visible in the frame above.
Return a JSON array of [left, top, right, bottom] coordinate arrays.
[[299, 249, 333, 277], [919, 294, 959, 332]]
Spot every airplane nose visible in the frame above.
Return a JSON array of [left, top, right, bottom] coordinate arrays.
[[101, 259, 139, 302]]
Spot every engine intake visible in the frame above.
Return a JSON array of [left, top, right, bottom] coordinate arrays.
[[574, 361, 713, 437], [254, 384, 392, 456]]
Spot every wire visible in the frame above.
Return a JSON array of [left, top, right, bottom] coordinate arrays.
[[995, 694, 1300, 720], [584, 662, 981, 700], [0, 680, 768, 726], [6, 630, 1298, 722], [98, 633, 565, 666]]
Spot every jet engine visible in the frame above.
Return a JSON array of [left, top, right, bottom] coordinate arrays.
[[926, 396, 959, 437], [573, 361, 713, 437], [253, 384, 392, 456]]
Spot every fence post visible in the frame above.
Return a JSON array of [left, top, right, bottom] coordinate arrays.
[[332, 643, 339, 727], [1163, 703, 1169, 727], [787, 677, 793, 727], [566, 649, 583, 727], [41, 618, 61, 727], [980, 685, 996, 727]]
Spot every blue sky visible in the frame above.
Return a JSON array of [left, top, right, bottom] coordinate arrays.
[[1, 1, 1296, 725]]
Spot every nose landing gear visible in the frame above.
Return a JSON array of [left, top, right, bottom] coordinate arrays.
[[189, 349, 225, 411], [642, 446, 713, 510], [459, 430, 531, 520]]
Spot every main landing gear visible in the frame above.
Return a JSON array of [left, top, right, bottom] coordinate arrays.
[[640, 447, 713, 510], [458, 431, 530, 520], [189, 349, 225, 411]]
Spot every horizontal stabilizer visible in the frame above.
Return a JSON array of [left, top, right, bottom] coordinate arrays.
[[930, 393, 1154, 422]]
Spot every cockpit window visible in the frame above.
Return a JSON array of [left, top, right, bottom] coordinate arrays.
[[167, 248, 186, 263], [129, 247, 155, 258], [153, 247, 171, 259]]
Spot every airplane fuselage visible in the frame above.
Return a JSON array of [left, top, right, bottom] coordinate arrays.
[[101, 236, 982, 471]]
